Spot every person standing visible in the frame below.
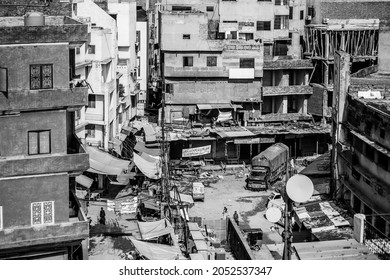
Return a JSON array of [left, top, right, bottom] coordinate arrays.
[[222, 206, 229, 220], [233, 211, 239, 226], [99, 207, 106, 225]]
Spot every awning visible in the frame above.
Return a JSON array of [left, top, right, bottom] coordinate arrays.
[[86, 145, 131, 175], [133, 152, 161, 179], [129, 237, 185, 260], [120, 125, 132, 136], [134, 141, 160, 156], [170, 190, 194, 205], [109, 137, 123, 154], [196, 103, 233, 110], [75, 174, 94, 189], [217, 111, 233, 122], [142, 123, 157, 142], [214, 129, 255, 138], [137, 219, 177, 244]]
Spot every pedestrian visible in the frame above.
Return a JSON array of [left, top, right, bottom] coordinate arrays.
[[222, 206, 229, 220], [233, 211, 239, 226], [99, 207, 106, 225]]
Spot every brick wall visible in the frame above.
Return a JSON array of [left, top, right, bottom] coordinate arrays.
[[0, 0, 72, 17]]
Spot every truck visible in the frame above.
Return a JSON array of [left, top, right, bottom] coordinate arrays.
[[245, 143, 289, 191]]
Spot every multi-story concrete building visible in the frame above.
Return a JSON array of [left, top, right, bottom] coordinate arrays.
[[333, 19, 390, 257], [147, 0, 329, 162], [0, 10, 90, 259], [136, 5, 148, 117], [107, 0, 138, 131]]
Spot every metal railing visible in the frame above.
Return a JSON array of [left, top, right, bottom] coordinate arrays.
[[364, 220, 390, 260]]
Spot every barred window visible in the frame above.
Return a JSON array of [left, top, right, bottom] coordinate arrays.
[[240, 58, 255, 69], [256, 21, 271, 31], [31, 201, 54, 226], [207, 56, 217, 67], [30, 64, 53, 90]]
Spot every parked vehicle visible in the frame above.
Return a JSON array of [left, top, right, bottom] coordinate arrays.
[[245, 143, 289, 191], [266, 190, 285, 209], [192, 182, 205, 202]]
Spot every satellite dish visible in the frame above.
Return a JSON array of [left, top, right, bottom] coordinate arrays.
[[286, 174, 314, 203], [266, 207, 282, 223]]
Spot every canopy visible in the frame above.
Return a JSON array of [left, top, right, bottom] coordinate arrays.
[[134, 141, 160, 156], [133, 152, 161, 179], [85, 145, 131, 175], [75, 174, 93, 189], [137, 219, 177, 245], [128, 237, 185, 260]]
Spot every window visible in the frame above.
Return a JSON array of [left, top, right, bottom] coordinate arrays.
[[239, 33, 254, 40], [172, 6, 191, 11], [240, 58, 255, 69], [86, 124, 95, 138], [136, 31, 140, 51], [380, 129, 385, 139], [183, 56, 193, 67], [28, 130, 51, 155], [76, 47, 80, 54], [300, 10, 304, 20], [206, 6, 214, 12], [256, 21, 271, 31], [88, 45, 95, 54], [289, 7, 293, 20], [0, 67, 8, 94], [75, 109, 81, 120], [275, 0, 287, 5], [0, 206, 2, 230], [137, 57, 141, 77], [274, 15, 288, 29], [31, 201, 54, 226], [165, 83, 174, 93], [30, 64, 53, 90], [274, 40, 289, 56], [183, 34, 191, 39], [207, 56, 217, 67], [223, 21, 237, 23], [264, 44, 272, 57], [258, 0, 272, 1], [88, 94, 96, 108]]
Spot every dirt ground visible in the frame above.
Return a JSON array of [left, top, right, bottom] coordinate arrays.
[[189, 170, 283, 246], [86, 167, 284, 260]]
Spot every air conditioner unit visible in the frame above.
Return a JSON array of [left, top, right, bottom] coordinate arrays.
[[306, 15, 312, 21]]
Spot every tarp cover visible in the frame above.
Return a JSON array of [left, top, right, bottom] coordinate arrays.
[[75, 174, 93, 189], [137, 219, 177, 245], [170, 190, 194, 205], [129, 237, 185, 260], [133, 152, 161, 179], [86, 145, 131, 175], [134, 141, 160, 156], [251, 143, 289, 170]]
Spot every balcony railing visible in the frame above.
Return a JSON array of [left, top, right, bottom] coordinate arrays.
[[0, 87, 88, 112], [364, 220, 390, 260]]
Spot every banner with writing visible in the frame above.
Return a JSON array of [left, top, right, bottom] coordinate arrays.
[[182, 145, 211, 157]]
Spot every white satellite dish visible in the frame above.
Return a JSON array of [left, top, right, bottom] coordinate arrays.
[[265, 207, 282, 223], [286, 174, 314, 203]]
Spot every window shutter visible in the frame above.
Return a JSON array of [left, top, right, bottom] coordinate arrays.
[[39, 131, 50, 154], [31, 202, 42, 225], [43, 201, 54, 224], [30, 65, 41, 89], [0, 67, 7, 94], [28, 132, 39, 155]]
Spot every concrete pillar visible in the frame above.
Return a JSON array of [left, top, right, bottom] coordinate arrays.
[[350, 193, 355, 210], [98, 174, 104, 190], [360, 201, 365, 215], [385, 222, 390, 237], [282, 96, 288, 113], [81, 239, 89, 260], [304, 72, 309, 85], [354, 214, 365, 243], [302, 97, 308, 114], [372, 215, 377, 229]]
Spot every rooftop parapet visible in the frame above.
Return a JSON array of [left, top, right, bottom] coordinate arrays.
[[0, 15, 88, 46]]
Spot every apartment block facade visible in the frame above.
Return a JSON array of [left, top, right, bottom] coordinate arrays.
[[0, 11, 90, 259]]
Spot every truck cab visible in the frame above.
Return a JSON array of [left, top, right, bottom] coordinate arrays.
[[245, 167, 269, 191]]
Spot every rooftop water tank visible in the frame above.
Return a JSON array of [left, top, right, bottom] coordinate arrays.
[[24, 12, 45, 26]]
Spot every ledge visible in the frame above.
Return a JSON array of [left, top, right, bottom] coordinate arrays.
[[0, 87, 88, 112], [262, 85, 313, 96]]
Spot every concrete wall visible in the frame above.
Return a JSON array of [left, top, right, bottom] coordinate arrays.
[[0, 110, 67, 157], [307, 85, 325, 116], [288, 0, 306, 58], [0, 173, 69, 228], [165, 80, 261, 104], [0, 43, 69, 91], [0, 1, 72, 17], [378, 19, 390, 73]]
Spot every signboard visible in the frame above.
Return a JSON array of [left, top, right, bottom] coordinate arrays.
[[234, 137, 275, 144], [182, 145, 211, 158]]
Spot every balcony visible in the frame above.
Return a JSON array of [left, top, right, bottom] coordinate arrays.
[[263, 59, 314, 70], [262, 85, 313, 96], [0, 87, 88, 112], [0, 134, 89, 178], [0, 16, 88, 47], [0, 216, 88, 251]]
